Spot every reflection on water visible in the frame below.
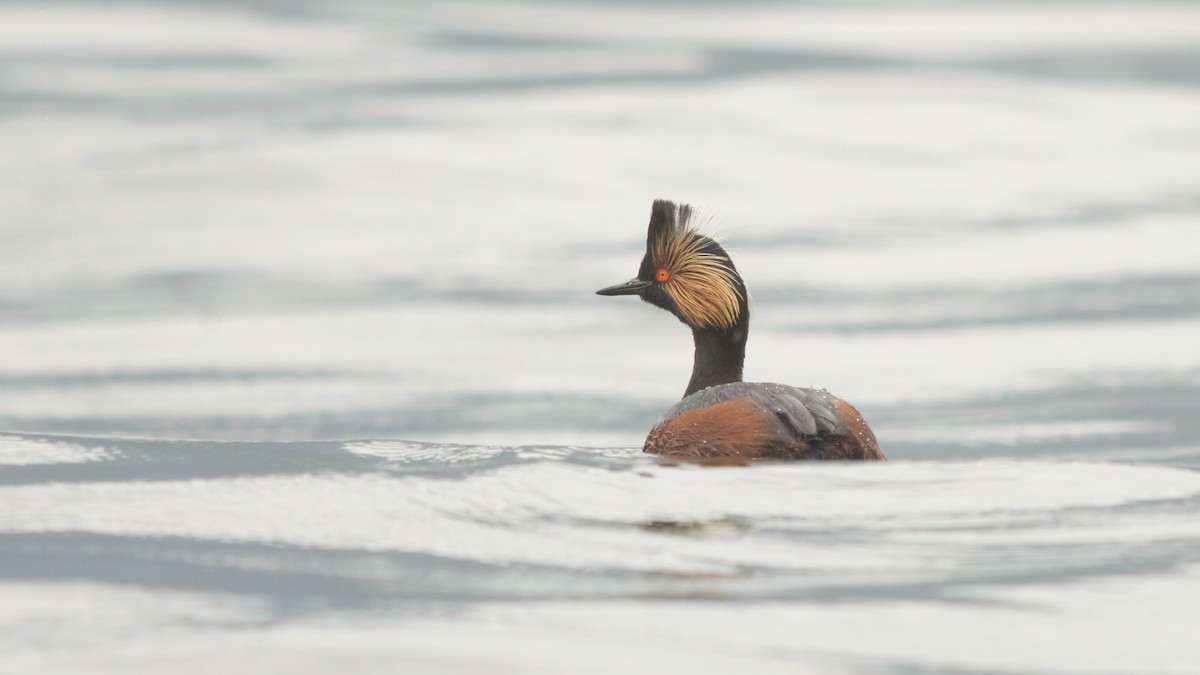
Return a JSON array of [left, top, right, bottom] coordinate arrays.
[[2, 0, 1200, 672]]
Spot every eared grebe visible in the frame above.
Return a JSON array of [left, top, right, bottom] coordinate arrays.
[[597, 200, 884, 460]]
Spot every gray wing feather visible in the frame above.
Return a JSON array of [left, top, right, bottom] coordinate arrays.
[[766, 389, 817, 435], [656, 382, 850, 439]]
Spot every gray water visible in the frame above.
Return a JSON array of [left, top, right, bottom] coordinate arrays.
[[2, 1, 1200, 672]]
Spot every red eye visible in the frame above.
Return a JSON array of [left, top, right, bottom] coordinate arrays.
[[655, 268, 670, 282]]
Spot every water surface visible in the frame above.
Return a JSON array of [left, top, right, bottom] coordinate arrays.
[[2, 0, 1200, 672]]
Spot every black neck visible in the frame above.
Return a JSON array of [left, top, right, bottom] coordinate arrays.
[[684, 320, 748, 397]]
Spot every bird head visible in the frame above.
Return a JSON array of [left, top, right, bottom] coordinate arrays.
[[597, 199, 748, 331]]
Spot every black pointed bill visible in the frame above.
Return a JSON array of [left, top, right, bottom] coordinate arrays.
[[596, 278, 652, 296]]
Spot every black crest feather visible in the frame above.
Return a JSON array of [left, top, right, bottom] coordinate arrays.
[[647, 199, 692, 250]]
